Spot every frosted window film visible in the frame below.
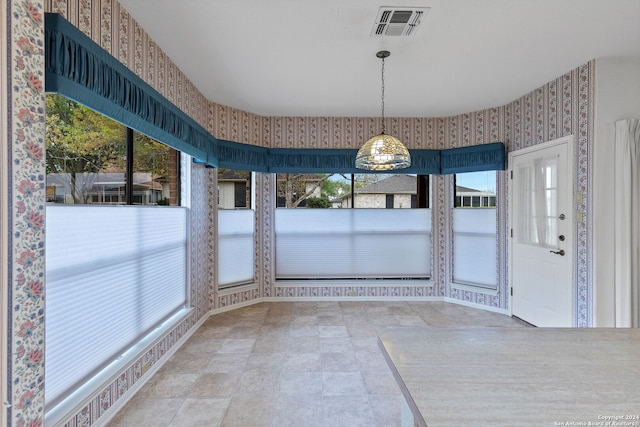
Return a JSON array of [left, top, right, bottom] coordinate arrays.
[[452, 208, 497, 288], [275, 209, 431, 279], [217, 210, 255, 286], [45, 205, 187, 407]]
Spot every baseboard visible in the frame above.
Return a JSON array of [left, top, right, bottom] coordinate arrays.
[[210, 297, 266, 316], [444, 297, 509, 315], [265, 296, 441, 302], [209, 295, 509, 311]]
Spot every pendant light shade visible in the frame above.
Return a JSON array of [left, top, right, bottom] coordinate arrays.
[[355, 50, 411, 171], [355, 133, 411, 170]]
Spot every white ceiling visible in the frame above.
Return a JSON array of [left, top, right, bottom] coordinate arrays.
[[119, 0, 640, 118]]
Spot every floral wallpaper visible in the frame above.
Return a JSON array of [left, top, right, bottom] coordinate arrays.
[[6, 1, 47, 426], [1, 0, 596, 425]]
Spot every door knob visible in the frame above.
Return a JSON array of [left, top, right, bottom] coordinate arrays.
[[550, 249, 565, 256]]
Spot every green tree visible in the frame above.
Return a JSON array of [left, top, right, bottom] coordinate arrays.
[[277, 173, 343, 208], [304, 196, 330, 208], [46, 94, 175, 204], [320, 174, 350, 200], [133, 132, 172, 180], [46, 94, 126, 203]]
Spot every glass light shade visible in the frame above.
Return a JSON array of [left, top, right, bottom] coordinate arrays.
[[355, 133, 411, 170]]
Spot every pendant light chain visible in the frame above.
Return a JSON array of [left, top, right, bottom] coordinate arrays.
[[380, 55, 386, 134], [355, 49, 411, 171]]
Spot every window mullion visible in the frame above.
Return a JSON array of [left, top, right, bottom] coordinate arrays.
[[126, 127, 134, 205]]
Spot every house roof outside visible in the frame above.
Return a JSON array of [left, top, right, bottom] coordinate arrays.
[[218, 169, 251, 182], [455, 185, 484, 194], [355, 174, 416, 194], [341, 175, 493, 198]]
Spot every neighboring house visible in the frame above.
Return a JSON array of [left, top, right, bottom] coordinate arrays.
[[340, 176, 496, 208], [341, 174, 417, 208], [218, 169, 251, 209], [455, 185, 497, 208], [47, 172, 166, 205]]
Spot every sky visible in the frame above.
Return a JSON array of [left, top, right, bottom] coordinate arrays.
[[456, 171, 496, 193]]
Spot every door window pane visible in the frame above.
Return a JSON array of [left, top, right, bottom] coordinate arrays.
[[515, 157, 558, 247]]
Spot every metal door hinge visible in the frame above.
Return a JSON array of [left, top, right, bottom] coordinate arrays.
[[510, 287, 513, 296], [510, 170, 513, 179]]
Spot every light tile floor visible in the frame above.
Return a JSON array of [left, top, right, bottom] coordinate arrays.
[[107, 301, 527, 427]]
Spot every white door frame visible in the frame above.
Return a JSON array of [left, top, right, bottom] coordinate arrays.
[[508, 135, 576, 325]]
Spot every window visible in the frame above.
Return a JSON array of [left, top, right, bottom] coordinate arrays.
[[275, 173, 432, 281], [275, 173, 429, 209], [217, 169, 255, 288], [45, 94, 180, 206], [45, 206, 187, 409], [44, 94, 188, 411], [386, 194, 394, 209], [452, 171, 497, 289], [217, 169, 251, 209]]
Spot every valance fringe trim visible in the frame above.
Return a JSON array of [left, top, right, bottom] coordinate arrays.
[[45, 13, 218, 165], [440, 142, 506, 174]]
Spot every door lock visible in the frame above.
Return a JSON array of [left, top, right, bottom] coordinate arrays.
[[559, 235, 565, 241], [550, 249, 565, 256]]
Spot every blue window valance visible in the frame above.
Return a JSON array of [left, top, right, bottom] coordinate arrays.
[[440, 142, 506, 174], [44, 13, 505, 174], [45, 13, 220, 166]]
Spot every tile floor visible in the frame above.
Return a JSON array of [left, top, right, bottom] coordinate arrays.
[[107, 301, 527, 427]]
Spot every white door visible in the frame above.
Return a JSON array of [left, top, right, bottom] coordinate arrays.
[[509, 136, 574, 327]]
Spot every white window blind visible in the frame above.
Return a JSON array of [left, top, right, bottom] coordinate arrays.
[[218, 209, 255, 286], [452, 208, 497, 288], [275, 209, 431, 279], [45, 205, 187, 408]]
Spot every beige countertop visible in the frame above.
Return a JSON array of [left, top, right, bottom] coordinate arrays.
[[378, 327, 640, 427]]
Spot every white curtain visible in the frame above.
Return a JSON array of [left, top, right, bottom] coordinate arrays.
[[615, 119, 640, 327], [517, 158, 554, 247], [533, 158, 550, 246]]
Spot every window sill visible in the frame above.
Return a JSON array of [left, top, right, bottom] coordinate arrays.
[[218, 282, 259, 296], [45, 307, 193, 426], [450, 281, 499, 295], [275, 279, 434, 288]]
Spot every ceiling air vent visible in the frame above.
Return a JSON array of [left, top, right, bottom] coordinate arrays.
[[371, 7, 429, 37]]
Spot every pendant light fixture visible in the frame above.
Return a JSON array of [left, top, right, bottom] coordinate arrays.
[[355, 50, 411, 171]]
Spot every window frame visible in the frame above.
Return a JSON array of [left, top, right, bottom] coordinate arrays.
[[273, 172, 433, 283], [451, 171, 498, 290], [45, 94, 181, 207]]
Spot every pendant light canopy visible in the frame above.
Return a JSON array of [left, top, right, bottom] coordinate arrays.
[[355, 50, 411, 171]]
